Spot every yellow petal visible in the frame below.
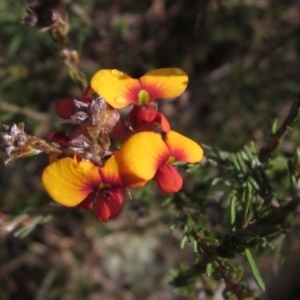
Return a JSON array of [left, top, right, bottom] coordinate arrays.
[[42, 157, 101, 207], [115, 132, 169, 187], [100, 155, 124, 187], [90, 69, 141, 109], [139, 68, 188, 100], [165, 131, 204, 163]]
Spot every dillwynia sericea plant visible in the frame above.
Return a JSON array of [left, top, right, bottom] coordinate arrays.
[[0, 1, 203, 222], [2, 1, 300, 300], [1, 67, 203, 222]]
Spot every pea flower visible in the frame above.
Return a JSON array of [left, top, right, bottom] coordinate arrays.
[[42, 156, 126, 222], [90, 68, 188, 109], [113, 131, 204, 193]]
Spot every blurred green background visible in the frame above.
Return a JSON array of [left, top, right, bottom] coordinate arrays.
[[1, 0, 300, 299]]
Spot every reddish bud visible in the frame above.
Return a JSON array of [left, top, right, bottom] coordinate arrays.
[[49, 124, 87, 145], [55, 98, 76, 119], [110, 118, 132, 142], [49, 131, 71, 144], [55, 96, 92, 119]]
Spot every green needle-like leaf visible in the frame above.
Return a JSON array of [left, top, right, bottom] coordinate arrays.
[[245, 248, 265, 291]]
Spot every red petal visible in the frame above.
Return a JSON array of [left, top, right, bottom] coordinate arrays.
[[137, 105, 157, 121], [129, 105, 170, 133], [94, 188, 123, 222], [78, 192, 95, 210], [154, 165, 183, 193], [154, 112, 170, 132]]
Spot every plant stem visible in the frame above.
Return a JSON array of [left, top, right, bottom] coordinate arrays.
[[259, 96, 300, 163]]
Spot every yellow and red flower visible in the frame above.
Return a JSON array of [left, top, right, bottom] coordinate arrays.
[[90, 68, 188, 109], [41, 67, 203, 222], [113, 130, 204, 193], [42, 129, 203, 220], [42, 156, 126, 222]]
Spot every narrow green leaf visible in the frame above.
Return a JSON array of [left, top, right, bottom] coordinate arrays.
[[235, 267, 244, 281], [248, 177, 259, 190], [271, 118, 278, 135], [250, 141, 257, 155], [206, 262, 213, 277], [202, 237, 220, 246], [8, 34, 23, 57], [229, 195, 236, 228], [232, 155, 241, 171], [243, 182, 253, 220], [211, 177, 220, 186], [240, 150, 249, 161], [193, 240, 198, 253], [243, 145, 254, 161], [245, 248, 265, 291], [223, 259, 237, 272], [236, 152, 247, 172], [180, 235, 188, 249], [289, 107, 300, 128]]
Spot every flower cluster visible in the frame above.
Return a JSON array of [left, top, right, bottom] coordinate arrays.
[[2, 68, 204, 222]]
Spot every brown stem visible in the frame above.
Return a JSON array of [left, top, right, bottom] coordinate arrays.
[[51, 21, 87, 91], [259, 96, 300, 163]]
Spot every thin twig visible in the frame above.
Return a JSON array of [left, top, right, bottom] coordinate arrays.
[[0, 101, 49, 122], [51, 21, 87, 91], [259, 96, 300, 163]]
